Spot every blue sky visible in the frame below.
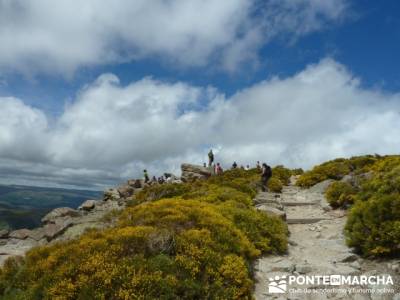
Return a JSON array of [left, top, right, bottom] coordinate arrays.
[[1, 0, 399, 113], [0, 0, 400, 189]]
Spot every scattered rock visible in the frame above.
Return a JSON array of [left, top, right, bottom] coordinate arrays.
[[42, 207, 80, 224], [117, 184, 135, 198], [350, 260, 361, 270], [308, 179, 334, 194], [42, 219, 73, 240], [79, 200, 97, 211], [270, 260, 296, 273], [0, 229, 9, 238], [127, 179, 143, 188], [103, 188, 121, 201], [181, 164, 212, 182], [9, 229, 32, 240], [337, 253, 358, 263], [296, 264, 312, 274], [390, 263, 399, 273], [256, 205, 286, 220], [393, 294, 400, 300], [28, 228, 46, 241]]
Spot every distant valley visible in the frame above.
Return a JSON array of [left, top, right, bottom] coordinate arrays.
[[0, 185, 102, 230]]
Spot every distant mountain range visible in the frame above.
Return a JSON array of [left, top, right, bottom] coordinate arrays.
[[0, 185, 102, 230]]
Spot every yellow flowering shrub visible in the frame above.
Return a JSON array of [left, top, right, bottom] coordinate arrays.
[[345, 156, 400, 257], [0, 164, 288, 299], [267, 177, 283, 193], [297, 155, 379, 188], [325, 181, 356, 208]]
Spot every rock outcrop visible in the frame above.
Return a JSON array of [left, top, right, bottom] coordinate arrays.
[[41, 207, 80, 224], [78, 199, 97, 211], [181, 163, 212, 182]]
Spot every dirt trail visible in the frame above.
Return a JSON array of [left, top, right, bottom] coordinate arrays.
[[253, 181, 400, 300]]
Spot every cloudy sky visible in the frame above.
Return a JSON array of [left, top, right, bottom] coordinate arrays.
[[0, 0, 400, 190]]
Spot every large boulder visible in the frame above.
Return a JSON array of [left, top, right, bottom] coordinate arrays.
[[0, 229, 9, 238], [117, 184, 135, 198], [103, 188, 121, 201], [127, 179, 144, 189], [181, 164, 212, 182], [78, 199, 97, 211], [41, 207, 80, 224], [9, 229, 32, 240], [42, 218, 73, 240], [308, 179, 334, 194]]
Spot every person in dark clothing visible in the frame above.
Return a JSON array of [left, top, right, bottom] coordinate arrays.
[[143, 169, 150, 183], [261, 163, 272, 192], [232, 161, 238, 169], [256, 161, 261, 171], [208, 150, 214, 167]]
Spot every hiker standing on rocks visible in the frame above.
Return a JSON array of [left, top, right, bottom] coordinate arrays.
[[208, 149, 214, 167], [245, 165, 250, 170], [256, 161, 261, 171], [232, 161, 238, 169], [261, 163, 272, 192], [143, 169, 150, 183]]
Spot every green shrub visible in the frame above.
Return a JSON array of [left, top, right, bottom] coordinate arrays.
[[345, 194, 400, 257], [296, 155, 382, 188], [297, 159, 351, 188], [291, 168, 304, 175], [272, 166, 292, 185], [325, 181, 356, 208], [135, 183, 191, 203], [345, 155, 400, 257], [0, 164, 288, 299], [267, 177, 283, 193], [182, 184, 253, 207]]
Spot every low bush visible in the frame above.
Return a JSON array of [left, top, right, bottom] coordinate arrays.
[[0, 164, 288, 299], [271, 166, 292, 185], [345, 194, 400, 257], [297, 155, 382, 188], [296, 158, 351, 188], [345, 156, 400, 257], [267, 177, 283, 193], [325, 181, 356, 208], [135, 183, 191, 203], [291, 168, 304, 175]]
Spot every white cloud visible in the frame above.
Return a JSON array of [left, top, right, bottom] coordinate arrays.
[[1, 58, 400, 189], [0, 0, 348, 76]]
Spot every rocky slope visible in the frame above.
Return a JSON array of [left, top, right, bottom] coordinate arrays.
[[253, 178, 400, 300], [0, 167, 190, 267]]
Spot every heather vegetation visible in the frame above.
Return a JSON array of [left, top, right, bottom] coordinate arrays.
[[325, 181, 356, 208], [297, 155, 400, 257], [0, 168, 288, 299], [345, 156, 400, 257], [296, 155, 378, 188]]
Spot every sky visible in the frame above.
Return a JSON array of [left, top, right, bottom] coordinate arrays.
[[0, 0, 400, 190]]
